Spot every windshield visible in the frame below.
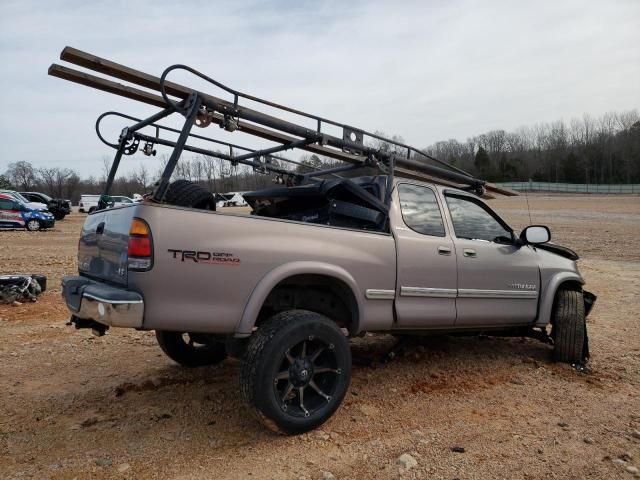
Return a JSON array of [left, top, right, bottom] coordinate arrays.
[[39, 193, 52, 202]]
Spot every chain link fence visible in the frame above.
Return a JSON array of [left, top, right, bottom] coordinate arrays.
[[494, 182, 640, 194]]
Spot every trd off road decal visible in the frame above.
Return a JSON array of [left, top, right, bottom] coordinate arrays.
[[168, 249, 241, 266]]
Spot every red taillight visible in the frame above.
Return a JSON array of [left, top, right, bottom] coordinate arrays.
[[128, 218, 153, 271], [128, 236, 151, 257]]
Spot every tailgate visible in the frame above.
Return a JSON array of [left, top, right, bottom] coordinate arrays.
[[78, 206, 137, 285]]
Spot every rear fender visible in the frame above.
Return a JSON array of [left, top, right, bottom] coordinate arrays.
[[235, 261, 363, 337]]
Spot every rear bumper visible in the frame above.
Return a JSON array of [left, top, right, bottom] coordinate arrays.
[[61, 275, 144, 328]]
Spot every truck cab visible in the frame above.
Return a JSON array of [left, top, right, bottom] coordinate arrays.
[[391, 181, 545, 329]]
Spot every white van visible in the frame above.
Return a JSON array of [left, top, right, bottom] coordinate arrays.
[[79, 194, 135, 213], [78, 194, 100, 213]]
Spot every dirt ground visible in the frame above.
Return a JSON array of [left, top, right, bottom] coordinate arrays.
[[1, 195, 639, 480]]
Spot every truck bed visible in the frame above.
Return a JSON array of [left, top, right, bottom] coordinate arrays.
[[78, 203, 397, 335]]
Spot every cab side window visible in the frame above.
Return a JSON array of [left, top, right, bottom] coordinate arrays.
[[398, 184, 446, 237], [445, 195, 511, 242]]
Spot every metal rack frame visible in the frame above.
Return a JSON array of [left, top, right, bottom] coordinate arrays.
[[48, 46, 516, 210]]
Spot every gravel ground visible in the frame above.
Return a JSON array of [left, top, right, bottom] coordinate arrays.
[[1, 195, 639, 479]]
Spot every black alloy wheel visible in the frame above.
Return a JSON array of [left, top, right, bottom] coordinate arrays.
[[240, 310, 351, 434]]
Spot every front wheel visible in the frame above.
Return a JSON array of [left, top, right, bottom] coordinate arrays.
[[155, 331, 227, 367], [26, 219, 41, 231], [552, 288, 587, 364], [240, 310, 351, 434], [53, 211, 66, 221]]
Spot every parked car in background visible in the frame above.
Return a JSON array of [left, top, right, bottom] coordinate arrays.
[[0, 190, 49, 212], [79, 194, 135, 213], [20, 192, 71, 220], [216, 192, 248, 208], [0, 193, 55, 231], [111, 196, 135, 207]]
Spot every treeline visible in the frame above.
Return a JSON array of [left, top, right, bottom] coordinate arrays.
[[2, 109, 639, 203], [424, 110, 640, 183]]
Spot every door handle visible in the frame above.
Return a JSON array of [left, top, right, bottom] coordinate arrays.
[[463, 248, 476, 257], [438, 246, 452, 255]]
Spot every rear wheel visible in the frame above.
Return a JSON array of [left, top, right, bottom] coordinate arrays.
[[26, 219, 41, 231], [240, 310, 351, 434], [164, 180, 216, 210], [552, 288, 587, 364], [155, 331, 227, 367]]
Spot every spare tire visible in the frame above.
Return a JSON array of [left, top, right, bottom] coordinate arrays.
[[164, 180, 216, 210], [155, 331, 227, 367]]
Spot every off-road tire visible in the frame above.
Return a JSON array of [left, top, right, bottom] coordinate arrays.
[[155, 331, 227, 367], [164, 180, 216, 210], [552, 288, 586, 364], [26, 219, 41, 231], [240, 310, 351, 435]]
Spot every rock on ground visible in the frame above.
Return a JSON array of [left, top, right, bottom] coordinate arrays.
[[397, 453, 418, 470]]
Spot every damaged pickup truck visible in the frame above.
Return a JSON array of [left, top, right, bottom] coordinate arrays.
[[51, 47, 595, 434]]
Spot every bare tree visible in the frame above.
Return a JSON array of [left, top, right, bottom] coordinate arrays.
[[54, 168, 73, 198], [38, 167, 58, 195], [202, 155, 218, 192], [6, 161, 36, 191], [134, 163, 150, 193], [101, 156, 113, 185]]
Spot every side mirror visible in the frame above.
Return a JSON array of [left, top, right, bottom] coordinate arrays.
[[520, 225, 551, 245]]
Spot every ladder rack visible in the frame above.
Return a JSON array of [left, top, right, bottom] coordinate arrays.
[[48, 46, 517, 204]]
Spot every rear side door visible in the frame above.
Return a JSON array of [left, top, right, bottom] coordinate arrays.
[[442, 192, 539, 326], [392, 183, 457, 328]]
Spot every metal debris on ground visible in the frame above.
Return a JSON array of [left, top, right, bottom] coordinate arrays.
[[0, 275, 46, 304]]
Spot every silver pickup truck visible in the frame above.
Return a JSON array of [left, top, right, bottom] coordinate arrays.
[[52, 49, 595, 434], [61, 175, 595, 434]]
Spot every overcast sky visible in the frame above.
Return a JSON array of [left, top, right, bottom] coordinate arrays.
[[0, 0, 638, 178]]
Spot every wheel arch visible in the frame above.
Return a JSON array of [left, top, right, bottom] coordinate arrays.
[[236, 262, 363, 337], [535, 272, 584, 327]]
